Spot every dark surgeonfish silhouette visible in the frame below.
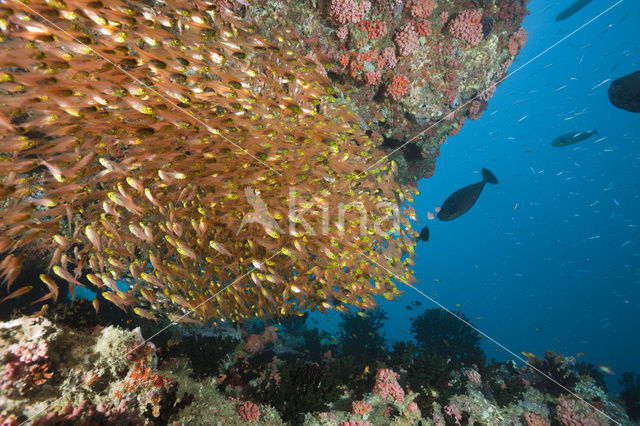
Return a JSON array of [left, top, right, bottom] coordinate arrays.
[[608, 70, 640, 113], [551, 129, 598, 147], [437, 168, 498, 221], [416, 226, 429, 242], [555, 0, 592, 21]]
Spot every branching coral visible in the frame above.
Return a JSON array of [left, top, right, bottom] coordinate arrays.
[[406, 350, 456, 413], [410, 308, 484, 368], [338, 307, 387, 362], [484, 360, 526, 407], [619, 372, 640, 420], [0, 0, 417, 323]]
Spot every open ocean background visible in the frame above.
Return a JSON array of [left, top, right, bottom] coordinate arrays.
[[386, 0, 639, 391]]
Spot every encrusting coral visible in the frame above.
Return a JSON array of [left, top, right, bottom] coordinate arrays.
[[0, 0, 417, 323], [242, 0, 531, 183]]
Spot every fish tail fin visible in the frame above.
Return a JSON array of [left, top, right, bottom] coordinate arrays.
[[594, 129, 599, 136], [481, 168, 498, 184]]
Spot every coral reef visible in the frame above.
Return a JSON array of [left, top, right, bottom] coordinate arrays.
[[243, 0, 531, 183], [555, 395, 609, 425], [0, 312, 635, 424], [0, 316, 283, 424]]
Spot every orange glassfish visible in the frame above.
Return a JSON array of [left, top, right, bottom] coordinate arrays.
[[102, 291, 128, 312], [27, 304, 49, 318], [134, 307, 158, 322], [0, 286, 32, 304], [39, 274, 59, 302]]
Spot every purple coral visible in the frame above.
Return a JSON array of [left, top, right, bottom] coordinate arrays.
[[448, 10, 484, 46], [394, 23, 419, 56], [329, 0, 371, 25], [508, 27, 528, 55], [497, 0, 530, 22]]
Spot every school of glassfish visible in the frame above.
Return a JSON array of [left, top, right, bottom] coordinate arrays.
[[0, 0, 418, 323]]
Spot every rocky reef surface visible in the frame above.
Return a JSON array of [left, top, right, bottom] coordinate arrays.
[[241, 0, 530, 183]]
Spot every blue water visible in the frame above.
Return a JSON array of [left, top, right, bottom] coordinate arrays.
[[381, 0, 640, 391]]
